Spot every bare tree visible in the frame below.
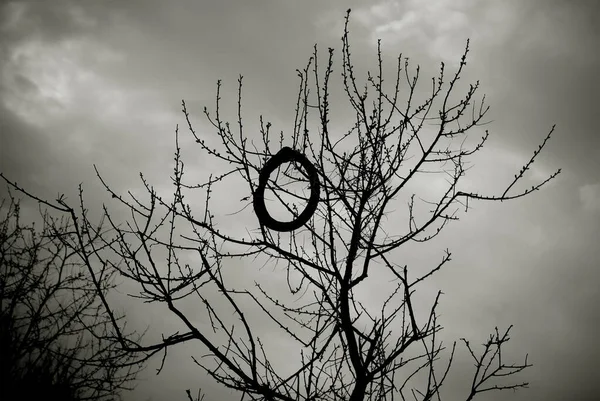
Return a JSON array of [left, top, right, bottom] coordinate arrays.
[[1, 9, 560, 401], [0, 193, 146, 401]]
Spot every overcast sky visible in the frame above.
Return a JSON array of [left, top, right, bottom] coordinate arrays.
[[1, 1, 599, 400]]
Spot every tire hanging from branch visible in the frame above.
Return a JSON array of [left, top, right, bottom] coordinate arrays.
[[253, 147, 320, 232]]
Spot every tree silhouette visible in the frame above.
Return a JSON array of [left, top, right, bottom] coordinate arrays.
[[0, 194, 145, 401], [1, 9, 560, 401]]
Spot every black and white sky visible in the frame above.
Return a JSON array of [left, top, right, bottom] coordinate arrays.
[[1, 1, 599, 400]]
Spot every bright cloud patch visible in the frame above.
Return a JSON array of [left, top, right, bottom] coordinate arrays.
[[579, 183, 600, 212], [351, 0, 517, 63], [1, 35, 176, 132], [1, 38, 124, 126]]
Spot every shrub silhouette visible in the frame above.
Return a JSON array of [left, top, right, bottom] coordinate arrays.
[[0, 195, 146, 401]]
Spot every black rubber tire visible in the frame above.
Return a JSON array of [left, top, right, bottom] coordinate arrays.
[[253, 147, 320, 232]]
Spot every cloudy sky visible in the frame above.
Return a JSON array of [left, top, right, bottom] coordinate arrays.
[[1, 1, 599, 400]]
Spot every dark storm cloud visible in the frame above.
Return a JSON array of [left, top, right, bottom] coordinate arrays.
[[0, 0, 111, 197]]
